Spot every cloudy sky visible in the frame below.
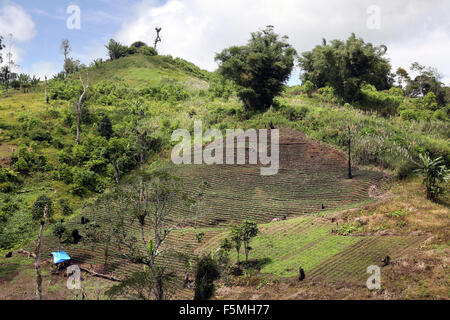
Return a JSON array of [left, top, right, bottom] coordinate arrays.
[[1, 0, 449, 85]]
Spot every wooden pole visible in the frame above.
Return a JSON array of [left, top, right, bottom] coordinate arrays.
[[44, 76, 48, 104], [348, 126, 353, 179]]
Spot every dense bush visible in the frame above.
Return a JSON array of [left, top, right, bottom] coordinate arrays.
[[11, 145, 51, 173], [0, 167, 21, 192], [358, 83, 403, 116]]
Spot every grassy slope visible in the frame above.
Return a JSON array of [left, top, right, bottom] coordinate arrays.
[[210, 178, 449, 300], [0, 54, 448, 300], [0, 54, 209, 250], [71, 54, 209, 89]]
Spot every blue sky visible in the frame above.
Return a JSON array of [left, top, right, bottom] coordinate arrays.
[[1, 0, 450, 85]]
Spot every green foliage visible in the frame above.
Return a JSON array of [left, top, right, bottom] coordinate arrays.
[[385, 210, 408, 218], [11, 145, 50, 173], [415, 154, 450, 201], [98, 114, 114, 140], [196, 232, 205, 243], [358, 83, 403, 116], [140, 46, 158, 57], [48, 79, 83, 101], [299, 33, 392, 102], [194, 254, 220, 300], [335, 222, 362, 236], [230, 221, 259, 263], [52, 221, 67, 242], [58, 198, 73, 216], [301, 80, 314, 98], [0, 167, 21, 192], [70, 167, 103, 195], [216, 26, 296, 111], [105, 39, 128, 60], [32, 195, 53, 221], [317, 86, 338, 104]]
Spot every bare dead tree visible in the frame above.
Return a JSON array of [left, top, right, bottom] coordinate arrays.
[[34, 205, 48, 300], [75, 72, 89, 145], [154, 27, 162, 49], [106, 170, 203, 300], [60, 39, 71, 61]]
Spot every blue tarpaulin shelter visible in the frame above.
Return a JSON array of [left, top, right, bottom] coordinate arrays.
[[51, 251, 71, 264]]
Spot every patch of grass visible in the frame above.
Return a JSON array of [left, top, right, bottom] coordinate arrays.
[[385, 209, 409, 218]]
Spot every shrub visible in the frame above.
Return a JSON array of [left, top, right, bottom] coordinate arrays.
[[0, 168, 21, 192], [58, 198, 73, 216], [301, 80, 314, 97], [141, 46, 158, 56], [194, 255, 220, 300], [415, 154, 450, 201]]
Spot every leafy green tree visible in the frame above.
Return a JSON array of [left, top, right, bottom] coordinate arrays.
[[240, 221, 259, 262], [230, 225, 243, 264], [298, 33, 392, 102], [0, 35, 4, 63], [230, 221, 259, 263], [406, 62, 446, 106], [32, 195, 53, 300], [52, 221, 67, 251], [415, 154, 450, 201], [18, 73, 31, 93], [395, 67, 410, 91], [215, 25, 297, 111], [131, 41, 147, 48], [32, 195, 54, 221], [107, 137, 126, 184], [105, 39, 127, 60], [63, 58, 80, 76], [0, 66, 11, 94]]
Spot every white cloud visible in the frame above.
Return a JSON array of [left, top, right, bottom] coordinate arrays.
[[115, 0, 450, 84], [0, 2, 36, 42], [0, 2, 36, 68]]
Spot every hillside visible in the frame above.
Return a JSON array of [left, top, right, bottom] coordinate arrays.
[[68, 54, 210, 89], [0, 53, 448, 300]]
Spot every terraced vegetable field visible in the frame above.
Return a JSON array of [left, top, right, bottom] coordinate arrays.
[[32, 127, 424, 297], [200, 216, 428, 282]]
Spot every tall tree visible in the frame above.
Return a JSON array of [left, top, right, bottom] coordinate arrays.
[[240, 221, 259, 263], [0, 35, 4, 63], [60, 39, 72, 77], [106, 170, 199, 300], [298, 33, 392, 102], [216, 25, 297, 111], [60, 39, 71, 61], [395, 67, 410, 91], [75, 72, 89, 145], [32, 195, 53, 300], [407, 62, 446, 105]]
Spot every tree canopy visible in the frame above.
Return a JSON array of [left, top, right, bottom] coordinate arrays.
[[298, 33, 392, 102], [215, 26, 297, 111]]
